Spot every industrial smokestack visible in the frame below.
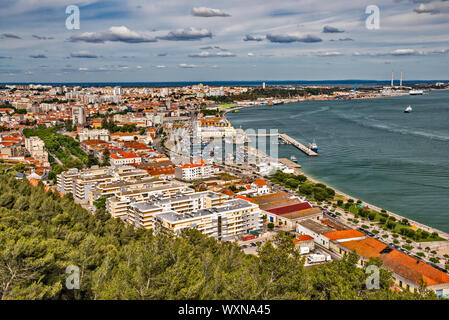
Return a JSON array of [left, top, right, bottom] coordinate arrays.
[[400, 71, 403, 87], [391, 70, 394, 87]]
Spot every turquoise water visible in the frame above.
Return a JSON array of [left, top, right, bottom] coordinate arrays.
[[227, 90, 449, 232]]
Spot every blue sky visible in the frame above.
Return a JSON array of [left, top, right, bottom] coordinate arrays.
[[0, 0, 448, 82]]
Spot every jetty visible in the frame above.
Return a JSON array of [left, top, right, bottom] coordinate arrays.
[[246, 132, 318, 156], [279, 134, 318, 156]]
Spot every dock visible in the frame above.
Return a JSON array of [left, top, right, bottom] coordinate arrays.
[[245, 133, 318, 156], [278, 134, 318, 156]]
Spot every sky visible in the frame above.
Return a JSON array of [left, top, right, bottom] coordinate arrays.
[[0, 0, 448, 82]]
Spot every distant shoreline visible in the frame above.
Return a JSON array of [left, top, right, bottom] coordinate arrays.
[[2, 80, 448, 88]]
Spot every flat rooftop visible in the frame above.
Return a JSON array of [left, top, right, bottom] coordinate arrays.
[[156, 199, 256, 223], [297, 219, 333, 235]]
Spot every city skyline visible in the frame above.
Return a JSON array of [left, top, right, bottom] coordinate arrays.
[[1, 0, 449, 82]]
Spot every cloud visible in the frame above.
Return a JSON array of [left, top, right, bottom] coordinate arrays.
[[200, 46, 225, 50], [1, 33, 21, 39], [188, 51, 236, 58], [390, 49, 422, 56], [314, 51, 343, 56], [248, 52, 255, 56], [155, 65, 166, 68], [29, 54, 47, 58], [322, 26, 345, 33], [32, 35, 54, 40], [414, 4, 440, 14], [69, 26, 157, 43], [352, 48, 444, 56], [191, 7, 230, 17], [70, 51, 98, 58], [179, 64, 198, 68], [0, 56, 12, 59], [157, 53, 168, 56], [338, 37, 354, 41], [243, 34, 264, 42], [159, 27, 212, 41], [266, 33, 322, 43]]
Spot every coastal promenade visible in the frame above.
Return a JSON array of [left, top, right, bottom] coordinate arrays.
[[302, 172, 449, 245]]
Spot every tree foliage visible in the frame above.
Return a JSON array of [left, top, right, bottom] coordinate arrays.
[[0, 174, 436, 300]]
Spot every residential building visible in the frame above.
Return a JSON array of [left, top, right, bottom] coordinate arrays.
[[25, 136, 49, 166], [175, 163, 219, 181], [154, 198, 263, 241], [126, 191, 230, 231], [110, 151, 142, 166], [78, 129, 110, 142], [72, 106, 86, 126]]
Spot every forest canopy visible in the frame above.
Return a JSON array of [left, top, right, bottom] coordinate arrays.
[[0, 174, 435, 300]]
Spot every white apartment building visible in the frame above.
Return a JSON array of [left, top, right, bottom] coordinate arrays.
[[154, 198, 263, 241], [126, 191, 230, 231], [72, 106, 86, 126], [105, 183, 194, 219], [78, 129, 110, 142], [25, 136, 49, 166], [57, 165, 150, 203], [175, 164, 219, 181]]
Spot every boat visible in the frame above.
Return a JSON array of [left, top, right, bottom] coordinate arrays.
[[409, 89, 424, 95], [290, 155, 298, 163], [308, 140, 318, 153], [404, 105, 412, 113]]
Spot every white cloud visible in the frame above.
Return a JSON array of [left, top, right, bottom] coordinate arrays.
[[179, 63, 198, 68], [159, 27, 212, 41], [69, 26, 157, 43], [188, 51, 236, 58], [191, 7, 231, 17]]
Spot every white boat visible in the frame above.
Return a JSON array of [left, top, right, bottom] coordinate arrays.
[[290, 155, 298, 162], [404, 105, 412, 113], [409, 89, 424, 95], [308, 140, 318, 152]]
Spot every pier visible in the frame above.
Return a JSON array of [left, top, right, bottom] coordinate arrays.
[[279, 134, 318, 156], [246, 133, 318, 156]]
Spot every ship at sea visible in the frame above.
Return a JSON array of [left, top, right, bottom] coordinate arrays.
[[409, 89, 424, 95], [404, 106, 412, 113], [290, 155, 298, 162]]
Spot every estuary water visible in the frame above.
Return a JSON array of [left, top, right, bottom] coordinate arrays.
[[227, 90, 449, 232]]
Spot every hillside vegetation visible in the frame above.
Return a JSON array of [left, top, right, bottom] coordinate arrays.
[[0, 174, 435, 300]]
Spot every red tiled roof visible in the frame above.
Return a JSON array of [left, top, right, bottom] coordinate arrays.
[[323, 230, 366, 241], [341, 238, 449, 286], [253, 179, 267, 187], [296, 235, 314, 241], [267, 202, 312, 215], [236, 195, 254, 202]]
